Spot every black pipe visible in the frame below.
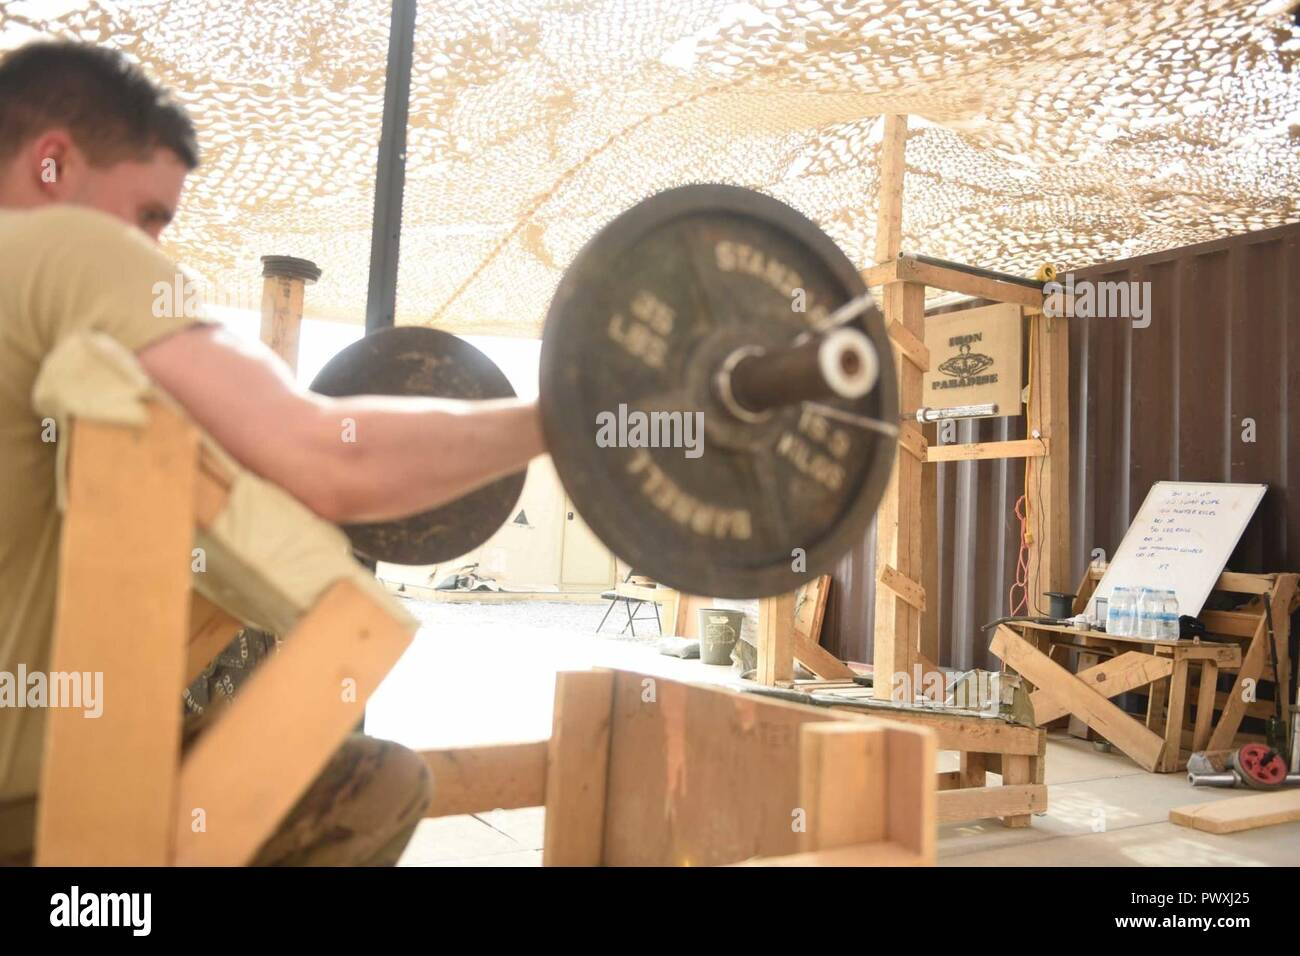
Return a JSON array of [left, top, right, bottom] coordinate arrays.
[[903, 253, 1046, 291], [365, 0, 418, 334]]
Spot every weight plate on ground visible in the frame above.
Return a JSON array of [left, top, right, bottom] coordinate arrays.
[[540, 184, 897, 598], [1231, 742, 1288, 790], [310, 326, 526, 565]]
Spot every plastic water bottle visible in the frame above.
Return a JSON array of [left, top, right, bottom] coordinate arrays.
[[1136, 587, 1160, 639], [1106, 588, 1133, 636], [1160, 589, 1180, 640]]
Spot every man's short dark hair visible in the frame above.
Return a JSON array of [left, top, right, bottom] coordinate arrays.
[[0, 41, 198, 169]]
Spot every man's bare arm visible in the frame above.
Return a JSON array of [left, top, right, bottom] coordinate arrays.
[[138, 324, 544, 524]]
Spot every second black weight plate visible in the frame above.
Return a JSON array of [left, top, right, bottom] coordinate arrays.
[[310, 326, 526, 565], [539, 184, 898, 598]]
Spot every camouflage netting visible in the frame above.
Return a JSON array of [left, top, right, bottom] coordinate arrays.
[[3, 0, 1297, 335]]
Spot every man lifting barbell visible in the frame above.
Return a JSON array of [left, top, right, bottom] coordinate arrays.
[[0, 41, 544, 866], [0, 41, 898, 866]]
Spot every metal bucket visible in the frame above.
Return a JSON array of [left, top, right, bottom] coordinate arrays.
[[698, 608, 744, 665]]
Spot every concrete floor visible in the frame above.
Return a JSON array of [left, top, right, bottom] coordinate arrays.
[[365, 596, 1300, 867]]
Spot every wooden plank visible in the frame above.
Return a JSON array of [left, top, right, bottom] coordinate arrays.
[[873, 114, 907, 264], [36, 406, 198, 866], [1026, 310, 1071, 610], [421, 741, 548, 817], [1030, 652, 1173, 725], [828, 703, 1044, 754], [1200, 610, 1265, 639], [173, 580, 414, 866], [543, 670, 614, 866], [991, 626, 1166, 772], [186, 593, 245, 686], [1268, 575, 1296, 729], [1000, 755, 1035, 827], [1192, 661, 1219, 752], [797, 723, 886, 852], [864, 258, 1044, 309], [919, 420, 939, 667], [1207, 616, 1268, 752], [887, 319, 930, 371], [926, 439, 1048, 463], [1171, 790, 1300, 835], [794, 631, 855, 680], [878, 563, 926, 612], [758, 590, 797, 685], [898, 422, 928, 461], [885, 724, 936, 860], [958, 752, 987, 789], [1215, 572, 1273, 595], [873, 278, 925, 699], [1161, 658, 1190, 772], [937, 785, 1047, 824], [602, 674, 855, 865], [793, 575, 831, 646]]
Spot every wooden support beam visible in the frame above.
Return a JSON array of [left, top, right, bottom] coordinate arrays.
[[36, 407, 198, 866], [1025, 310, 1071, 610], [873, 115, 907, 264], [1161, 659, 1191, 772], [794, 631, 855, 680], [1207, 617, 1269, 752], [258, 257, 319, 374], [872, 280, 925, 699], [1029, 652, 1173, 725], [925, 438, 1048, 463], [919, 420, 940, 667], [897, 422, 927, 461], [797, 723, 886, 852], [991, 626, 1166, 772], [758, 591, 797, 685], [864, 257, 1044, 309], [422, 741, 548, 817], [887, 319, 929, 371], [173, 580, 414, 866], [542, 670, 614, 866], [1191, 661, 1219, 753], [936, 785, 1046, 824]]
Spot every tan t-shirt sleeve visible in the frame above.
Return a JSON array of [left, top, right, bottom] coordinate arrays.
[[0, 204, 207, 360]]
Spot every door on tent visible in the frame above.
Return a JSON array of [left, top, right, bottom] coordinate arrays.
[[560, 497, 615, 591]]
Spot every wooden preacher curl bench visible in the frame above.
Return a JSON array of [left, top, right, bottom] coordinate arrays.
[[32, 333, 936, 866]]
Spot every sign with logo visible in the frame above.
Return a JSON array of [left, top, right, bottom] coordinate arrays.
[[922, 303, 1022, 417]]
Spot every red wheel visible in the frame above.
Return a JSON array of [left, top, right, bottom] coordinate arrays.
[[1231, 743, 1288, 790]]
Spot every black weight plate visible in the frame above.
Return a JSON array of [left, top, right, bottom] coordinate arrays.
[[540, 184, 897, 598], [310, 326, 526, 565]]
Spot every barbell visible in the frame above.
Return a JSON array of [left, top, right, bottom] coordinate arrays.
[[310, 184, 899, 598]]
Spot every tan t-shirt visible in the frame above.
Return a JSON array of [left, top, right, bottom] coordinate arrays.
[[0, 204, 198, 808]]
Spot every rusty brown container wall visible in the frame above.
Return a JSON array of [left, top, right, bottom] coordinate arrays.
[[824, 222, 1300, 671]]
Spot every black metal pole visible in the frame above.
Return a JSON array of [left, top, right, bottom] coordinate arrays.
[[365, 0, 417, 334], [903, 252, 1046, 290]]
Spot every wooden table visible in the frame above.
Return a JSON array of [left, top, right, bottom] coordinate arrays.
[[991, 622, 1241, 773]]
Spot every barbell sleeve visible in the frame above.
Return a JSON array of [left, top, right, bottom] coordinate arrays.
[[717, 327, 879, 418]]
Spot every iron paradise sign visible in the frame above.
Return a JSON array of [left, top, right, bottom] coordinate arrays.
[[922, 302, 1022, 417]]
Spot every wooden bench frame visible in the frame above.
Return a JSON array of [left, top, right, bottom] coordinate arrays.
[[36, 402, 415, 865], [420, 669, 938, 866], [992, 566, 1297, 773]]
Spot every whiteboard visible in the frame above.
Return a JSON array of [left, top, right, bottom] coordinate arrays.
[[1085, 481, 1266, 620]]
